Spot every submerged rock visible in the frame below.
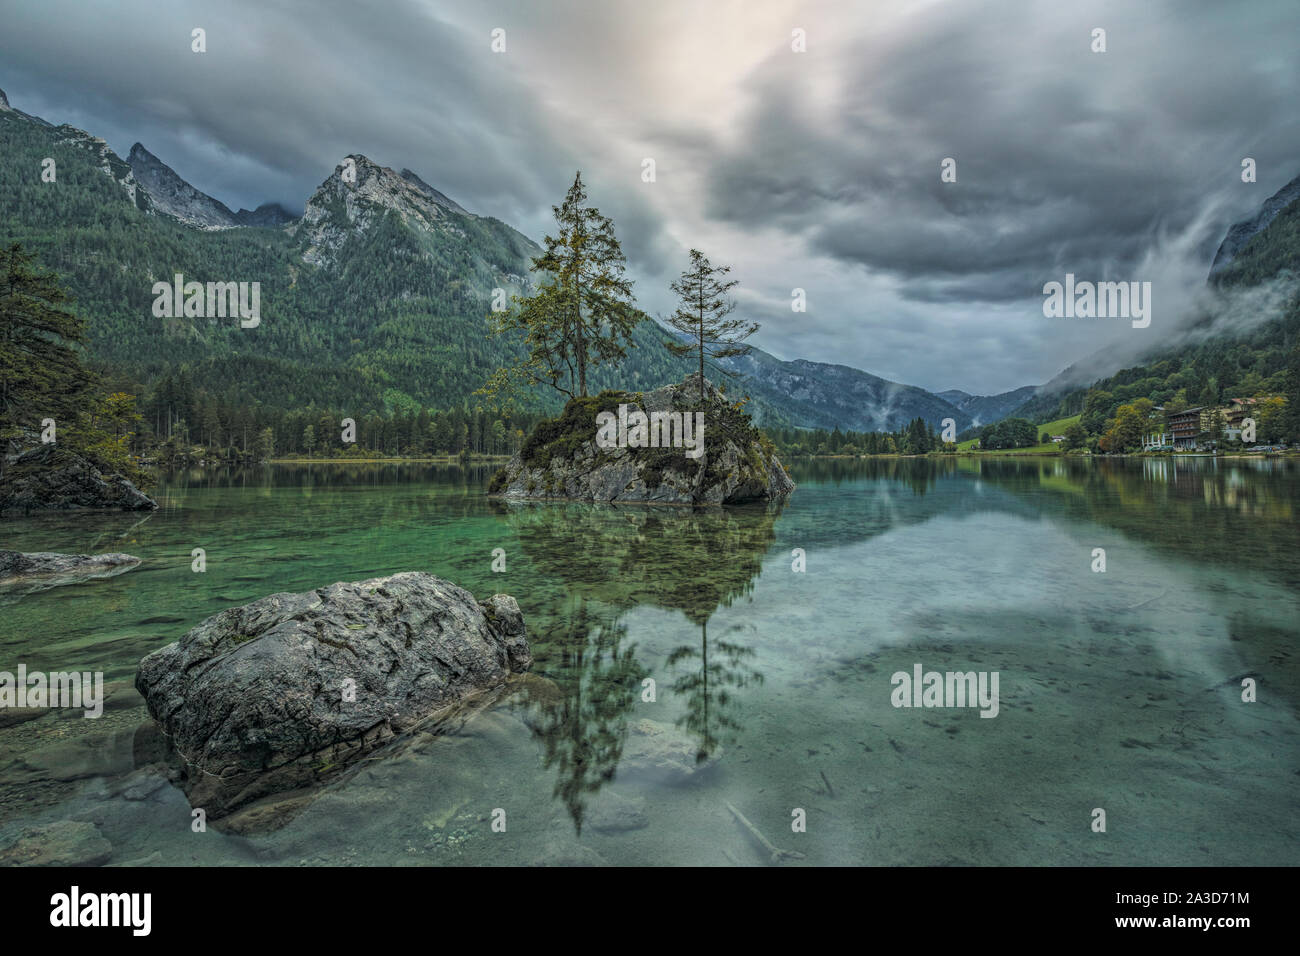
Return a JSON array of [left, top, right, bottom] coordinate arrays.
[[619, 718, 724, 783], [585, 790, 650, 833], [0, 445, 156, 514], [134, 572, 531, 818], [0, 820, 113, 867], [527, 835, 607, 867], [18, 731, 139, 783], [0, 550, 140, 594], [489, 375, 794, 506]]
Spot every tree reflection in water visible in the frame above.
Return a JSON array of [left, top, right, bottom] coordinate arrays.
[[497, 500, 780, 831]]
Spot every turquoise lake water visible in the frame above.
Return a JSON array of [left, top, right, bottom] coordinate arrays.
[[1, 456, 1297, 866]]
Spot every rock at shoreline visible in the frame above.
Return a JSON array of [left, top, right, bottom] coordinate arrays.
[[0, 445, 156, 514], [134, 572, 531, 818], [489, 375, 795, 505], [0, 550, 140, 594]]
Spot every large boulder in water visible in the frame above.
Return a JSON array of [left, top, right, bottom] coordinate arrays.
[[0, 445, 156, 514], [489, 375, 794, 505], [134, 572, 531, 817]]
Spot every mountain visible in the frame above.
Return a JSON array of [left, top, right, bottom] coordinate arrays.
[[288, 153, 532, 277], [0, 95, 686, 416], [934, 385, 1038, 427], [717, 350, 975, 432], [0, 87, 994, 432], [127, 143, 294, 229], [934, 389, 972, 405], [127, 142, 240, 228], [232, 203, 297, 227]]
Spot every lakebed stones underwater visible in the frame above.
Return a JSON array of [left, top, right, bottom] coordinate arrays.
[[489, 375, 795, 505], [134, 572, 532, 825]]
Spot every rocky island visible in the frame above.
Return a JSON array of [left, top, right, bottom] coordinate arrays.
[[489, 375, 794, 505]]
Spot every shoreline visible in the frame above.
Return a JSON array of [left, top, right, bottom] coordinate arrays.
[[137, 456, 515, 466], [780, 450, 1296, 460]]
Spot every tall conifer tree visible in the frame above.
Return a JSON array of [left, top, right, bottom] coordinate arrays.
[[485, 173, 637, 399], [664, 249, 757, 402]]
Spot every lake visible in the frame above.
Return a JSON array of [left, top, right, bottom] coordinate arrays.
[[2, 456, 1297, 866]]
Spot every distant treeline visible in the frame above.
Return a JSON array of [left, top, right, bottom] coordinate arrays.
[[765, 416, 949, 456], [124, 370, 545, 463]]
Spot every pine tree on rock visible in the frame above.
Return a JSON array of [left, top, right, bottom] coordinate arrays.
[[484, 172, 638, 399], [664, 249, 757, 403]]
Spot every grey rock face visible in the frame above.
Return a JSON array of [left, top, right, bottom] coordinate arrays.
[[125, 144, 295, 229], [492, 375, 794, 506], [292, 154, 459, 267], [0, 446, 157, 514], [135, 572, 531, 817], [128, 142, 239, 228], [0, 550, 140, 594]]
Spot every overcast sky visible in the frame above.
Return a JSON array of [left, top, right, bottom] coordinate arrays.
[[2, 0, 1298, 394]]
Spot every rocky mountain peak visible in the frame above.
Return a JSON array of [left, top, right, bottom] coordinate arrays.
[[0, 87, 10, 111], [292, 154, 474, 266]]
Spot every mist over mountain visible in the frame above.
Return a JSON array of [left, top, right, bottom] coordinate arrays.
[[1017, 177, 1300, 424], [716, 349, 979, 432], [1210, 172, 1300, 274]]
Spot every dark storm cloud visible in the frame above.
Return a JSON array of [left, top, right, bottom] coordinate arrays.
[[704, 0, 1300, 305], [0, 0, 665, 245]]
